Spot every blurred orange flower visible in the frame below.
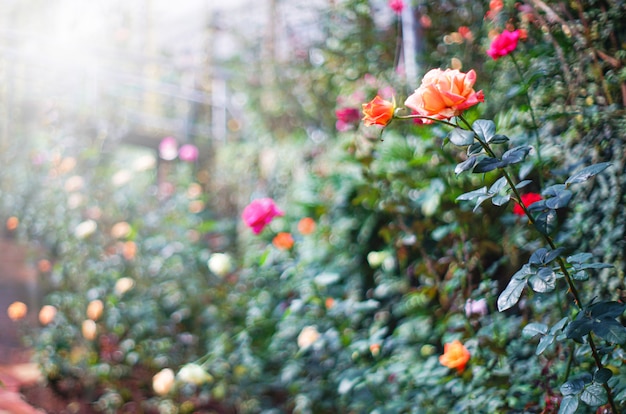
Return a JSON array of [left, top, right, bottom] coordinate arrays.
[[273, 232, 294, 250], [439, 339, 470, 373], [6, 216, 18, 231], [362, 95, 395, 127], [297, 217, 316, 235], [7, 301, 27, 321]]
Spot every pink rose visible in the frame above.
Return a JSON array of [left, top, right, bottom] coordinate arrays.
[[487, 30, 520, 60], [242, 198, 284, 234], [404, 68, 484, 123], [179, 144, 199, 162]]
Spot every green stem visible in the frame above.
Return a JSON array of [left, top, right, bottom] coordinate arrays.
[[458, 115, 619, 414], [510, 53, 544, 187]]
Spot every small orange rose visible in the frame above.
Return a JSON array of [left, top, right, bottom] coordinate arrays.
[[362, 95, 395, 127], [272, 232, 294, 250], [439, 339, 470, 373], [297, 217, 316, 235], [404, 68, 484, 123]]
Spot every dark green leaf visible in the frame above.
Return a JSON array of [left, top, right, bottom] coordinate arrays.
[[536, 334, 555, 355], [473, 157, 502, 173], [592, 319, 626, 344], [488, 134, 509, 144], [573, 270, 589, 281], [467, 142, 483, 155], [545, 190, 573, 209], [529, 248, 549, 265], [544, 248, 565, 265], [501, 146, 532, 166], [522, 322, 548, 338], [558, 395, 579, 414], [580, 383, 608, 406], [542, 184, 567, 196], [565, 162, 611, 186], [449, 128, 475, 146], [534, 210, 558, 235], [527, 199, 547, 211], [560, 379, 586, 396], [473, 119, 496, 142], [594, 368, 613, 384], [565, 318, 594, 342], [455, 157, 478, 175], [473, 195, 494, 212], [456, 186, 487, 201], [577, 263, 613, 270], [589, 301, 626, 319]]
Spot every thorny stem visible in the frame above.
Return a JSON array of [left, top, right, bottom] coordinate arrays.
[[457, 115, 619, 414]]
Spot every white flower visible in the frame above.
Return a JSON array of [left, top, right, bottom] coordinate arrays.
[[152, 368, 175, 395], [177, 363, 213, 385], [207, 253, 234, 277], [82, 319, 97, 340], [74, 219, 97, 239], [297, 326, 321, 349], [367, 251, 387, 268]]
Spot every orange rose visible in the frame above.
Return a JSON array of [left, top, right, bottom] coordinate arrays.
[[362, 96, 395, 127], [439, 339, 470, 373], [272, 232, 294, 250], [404, 69, 484, 123], [297, 217, 316, 235]]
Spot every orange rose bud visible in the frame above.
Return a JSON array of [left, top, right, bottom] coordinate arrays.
[[297, 217, 316, 235], [439, 339, 470, 373], [272, 232, 294, 250], [362, 95, 395, 127]]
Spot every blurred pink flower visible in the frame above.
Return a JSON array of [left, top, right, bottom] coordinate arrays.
[[179, 144, 199, 162], [389, 0, 404, 14], [242, 198, 284, 234], [335, 107, 361, 131], [487, 30, 520, 60], [159, 137, 178, 161], [465, 298, 488, 317]]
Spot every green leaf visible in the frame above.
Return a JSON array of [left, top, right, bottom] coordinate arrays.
[[560, 378, 586, 396], [455, 157, 478, 175], [550, 317, 569, 334], [489, 176, 508, 194], [545, 189, 573, 209], [449, 128, 475, 146], [501, 146, 532, 166], [473, 119, 496, 142], [536, 334, 555, 355], [515, 180, 533, 189], [558, 395, 579, 414], [467, 142, 483, 155], [491, 194, 511, 206], [473, 195, 493, 212], [593, 368, 613, 384], [580, 383, 608, 407], [589, 301, 626, 319], [522, 322, 548, 338], [497, 265, 532, 311], [567, 253, 594, 264], [529, 267, 556, 293], [473, 157, 502, 173], [488, 134, 509, 144], [456, 186, 488, 201], [577, 262, 613, 270], [592, 319, 626, 344], [534, 210, 558, 235], [565, 318, 594, 342], [565, 162, 611, 186]]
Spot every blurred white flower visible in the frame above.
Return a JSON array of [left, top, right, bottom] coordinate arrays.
[[133, 154, 156, 171], [64, 175, 85, 192], [87, 299, 104, 321], [207, 253, 234, 277], [465, 298, 488, 317], [114, 277, 135, 295], [367, 251, 387, 268], [112, 169, 132, 187], [177, 363, 213, 385], [67, 193, 84, 210], [110, 221, 131, 239], [297, 326, 321, 349], [153, 368, 175, 395], [82, 319, 97, 340], [74, 219, 97, 239]]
